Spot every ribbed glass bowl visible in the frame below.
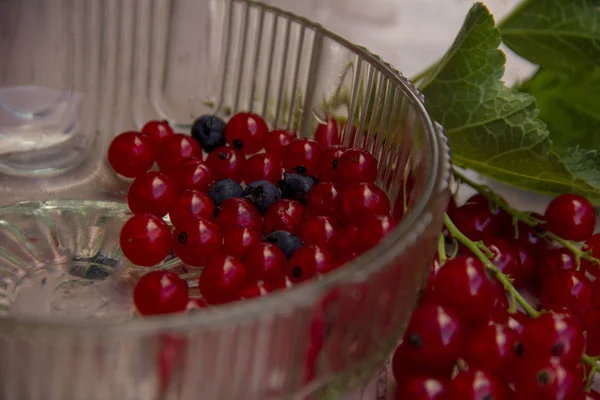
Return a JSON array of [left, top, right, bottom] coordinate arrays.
[[0, 1, 451, 399]]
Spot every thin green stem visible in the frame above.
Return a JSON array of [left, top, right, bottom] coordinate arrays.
[[438, 233, 447, 266]]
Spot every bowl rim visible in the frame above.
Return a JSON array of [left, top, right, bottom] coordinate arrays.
[[0, 0, 450, 335]]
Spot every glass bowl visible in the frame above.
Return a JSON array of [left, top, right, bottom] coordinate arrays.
[[0, 0, 451, 399]]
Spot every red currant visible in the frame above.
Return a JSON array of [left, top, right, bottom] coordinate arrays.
[[355, 214, 397, 253], [286, 245, 335, 283], [452, 202, 502, 242], [120, 214, 172, 266], [447, 369, 512, 400], [484, 237, 521, 286], [215, 197, 263, 231], [263, 199, 305, 236], [585, 309, 600, 356], [155, 134, 202, 172], [543, 193, 596, 242], [186, 297, 208, 311], [336, 148, 378, 185], [541, 270, 592, 320], [514, 357, 584, 400], [581, 233, 600, 278], [314, 118, 340, 147], [127, 172, 174, 217], [243, 242, 286, 282], [394, 375, 448, 400], [168, 189, 215, 228], [512, 240, 535, 288], [515, 220, 546, 253], [107, 131, 155, 178], [205, 146, 245, 182], [133, 270, 189, 315], [264, 129, 295, 155], [305, 182, 342, 218], [316, 145, 347, 182], [328, 225, 359, 263], [221, 227, 263, 259], [172, 217, 222, 267], [167, 159, 214, 192], [464, 194, 513, 236], [198, 254, 248, 304], [301, 215, 340, 247], [244, 153, 282, 184], [342, 182, 390, 224], [392, 342, 454, 382], [224, 112, 268, 154], [238, 280, 275, 300], [535, 247, 577, 287], [141, 120, 174, 146], [282, 138, 323, 176]]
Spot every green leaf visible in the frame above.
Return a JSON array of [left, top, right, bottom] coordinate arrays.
[[499, 0, 600, 73], [420, 2, 600, 203]]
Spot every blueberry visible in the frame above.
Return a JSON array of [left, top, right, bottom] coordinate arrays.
[[278, 172, 317, 204], [191, 114, 227, 153], [243, 180, 281, 213], [208, 179, 243, 206], [266, 230, 303, 259]]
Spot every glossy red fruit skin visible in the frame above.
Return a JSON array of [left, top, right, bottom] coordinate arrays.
[[392, 342, 454, 383], [447, 369, 512, 400], [286, 245, 335, 284], [535, 247, 577, 288], [244, 153, 283, 184], [399, 302, 463, 370], [133, 270, 189, 315], [198, 254, 248, 304], [221, 227, 262, 259], [515, 220, 546, 253], [316, 145, 347, 182], [282, 138, 323, 175], [514, 357, 585, 400], [581, 234, 600, 278], [215, 197, 263, 231], [301, 215, 341, 247], [434, 255, 498, 322], [336, 149, 378, 185], [108, 131, 156, 178], [586, 391, 600, 400], [172, 217, 222, 267], [464, 194, 513, 236], [263, 199, 305, 235], [120, 214, 172, 267], [394, 375, 448, 400], [342, 182, 390, 224], [127, 172, 174, 217], [305, 182, 341, 218], [355, 214, 397, 253], [585, 309, 600, 356], [314, 118, 340, 147], [264, 129, 295, 156], [521, 313, 585, 368], [168, 190, 215, 228], [168, 159, 214, 192], [452, 202, 502, 242], [544, 194, 596, 242], [224, 112, 268, 154], [156, 134, 202, 172], [243, 242, 287, 282], [484, 237, 521, 286], [512, 240, 536, 288], [328, 225, 359, 263], [141, 120, 174, 146], [205, 146, 245, 182], [238, 280, 275, 300], [541, 270, 592, 320]]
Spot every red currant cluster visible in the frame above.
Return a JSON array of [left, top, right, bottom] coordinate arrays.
[[392, 190, 600, 399], [107, 113, 399, 316]]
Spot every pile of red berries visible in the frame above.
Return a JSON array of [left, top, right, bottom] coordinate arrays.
[[107, 112, 398, 315], [392, 192, 600, 399]]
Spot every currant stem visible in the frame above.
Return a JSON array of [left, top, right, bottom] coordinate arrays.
[[444, 214, 541, 318], [437, 233, 447, 266]]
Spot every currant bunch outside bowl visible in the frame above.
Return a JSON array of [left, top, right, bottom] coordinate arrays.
[[0, 1, 451, 399]]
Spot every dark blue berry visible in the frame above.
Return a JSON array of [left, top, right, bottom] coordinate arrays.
[[243, 180, 281, 213], [208, 179, 243, 206], [278, 172, 317, 204], [191, 114, 227, 153], [266, 230, 303, 259]]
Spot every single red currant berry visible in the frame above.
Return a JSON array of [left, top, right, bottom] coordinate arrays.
[[451, 202, 502, 242], [172, 217, 222, 267], [394, 375, 448, 400], [543, 193, 596, 242], [328, 225, 359, 263], [585, 309, 600, 356], [155, 134, 202, 172], [541, 270, 592, 320], [316, 145, 347, 182], [264, 129, 295, 156], [515, 220, 546, 254], [342, 182, 390, 224], [133, 270, 189, 315], [392, 342, 454, 383], [272, 275, 293, 291], [205, 145, 245, 182], [447, 369, 512, 400], [141, 120, 174, 146], [483, 237, 521, 286], [215, 197, 263, 231], [521, 312, 585, 368], [224, 112, 268, 154], [168, 190, 215, 228], [355, 214, 397, 253], [514, 357, 584, 400], [282, 138, 323, 176], [127, 172, 174, 217], [535, 247, 577, 287], [314, 118, 340, 147], [305, 182, 342, 218], [120, 214, 172, 266], [400, 302, 463, 370], [286, 245, 335, 283], [263, 199, 305, 236], [464, 194, 513, 236], [243, 242, 287, 282], [167, 159, 214, 192], [107, 131, 155, 178], [512, 240, 536, 288], [434, 255, 498, 322], [336, 148, 378, 185], [581, 233, 600, 278], [301, 215, 341, 247], [198, 254, 248, 304], [221, 227, 262, 259], [238, 280, 275, 300], [244, 153, 282, 184]]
